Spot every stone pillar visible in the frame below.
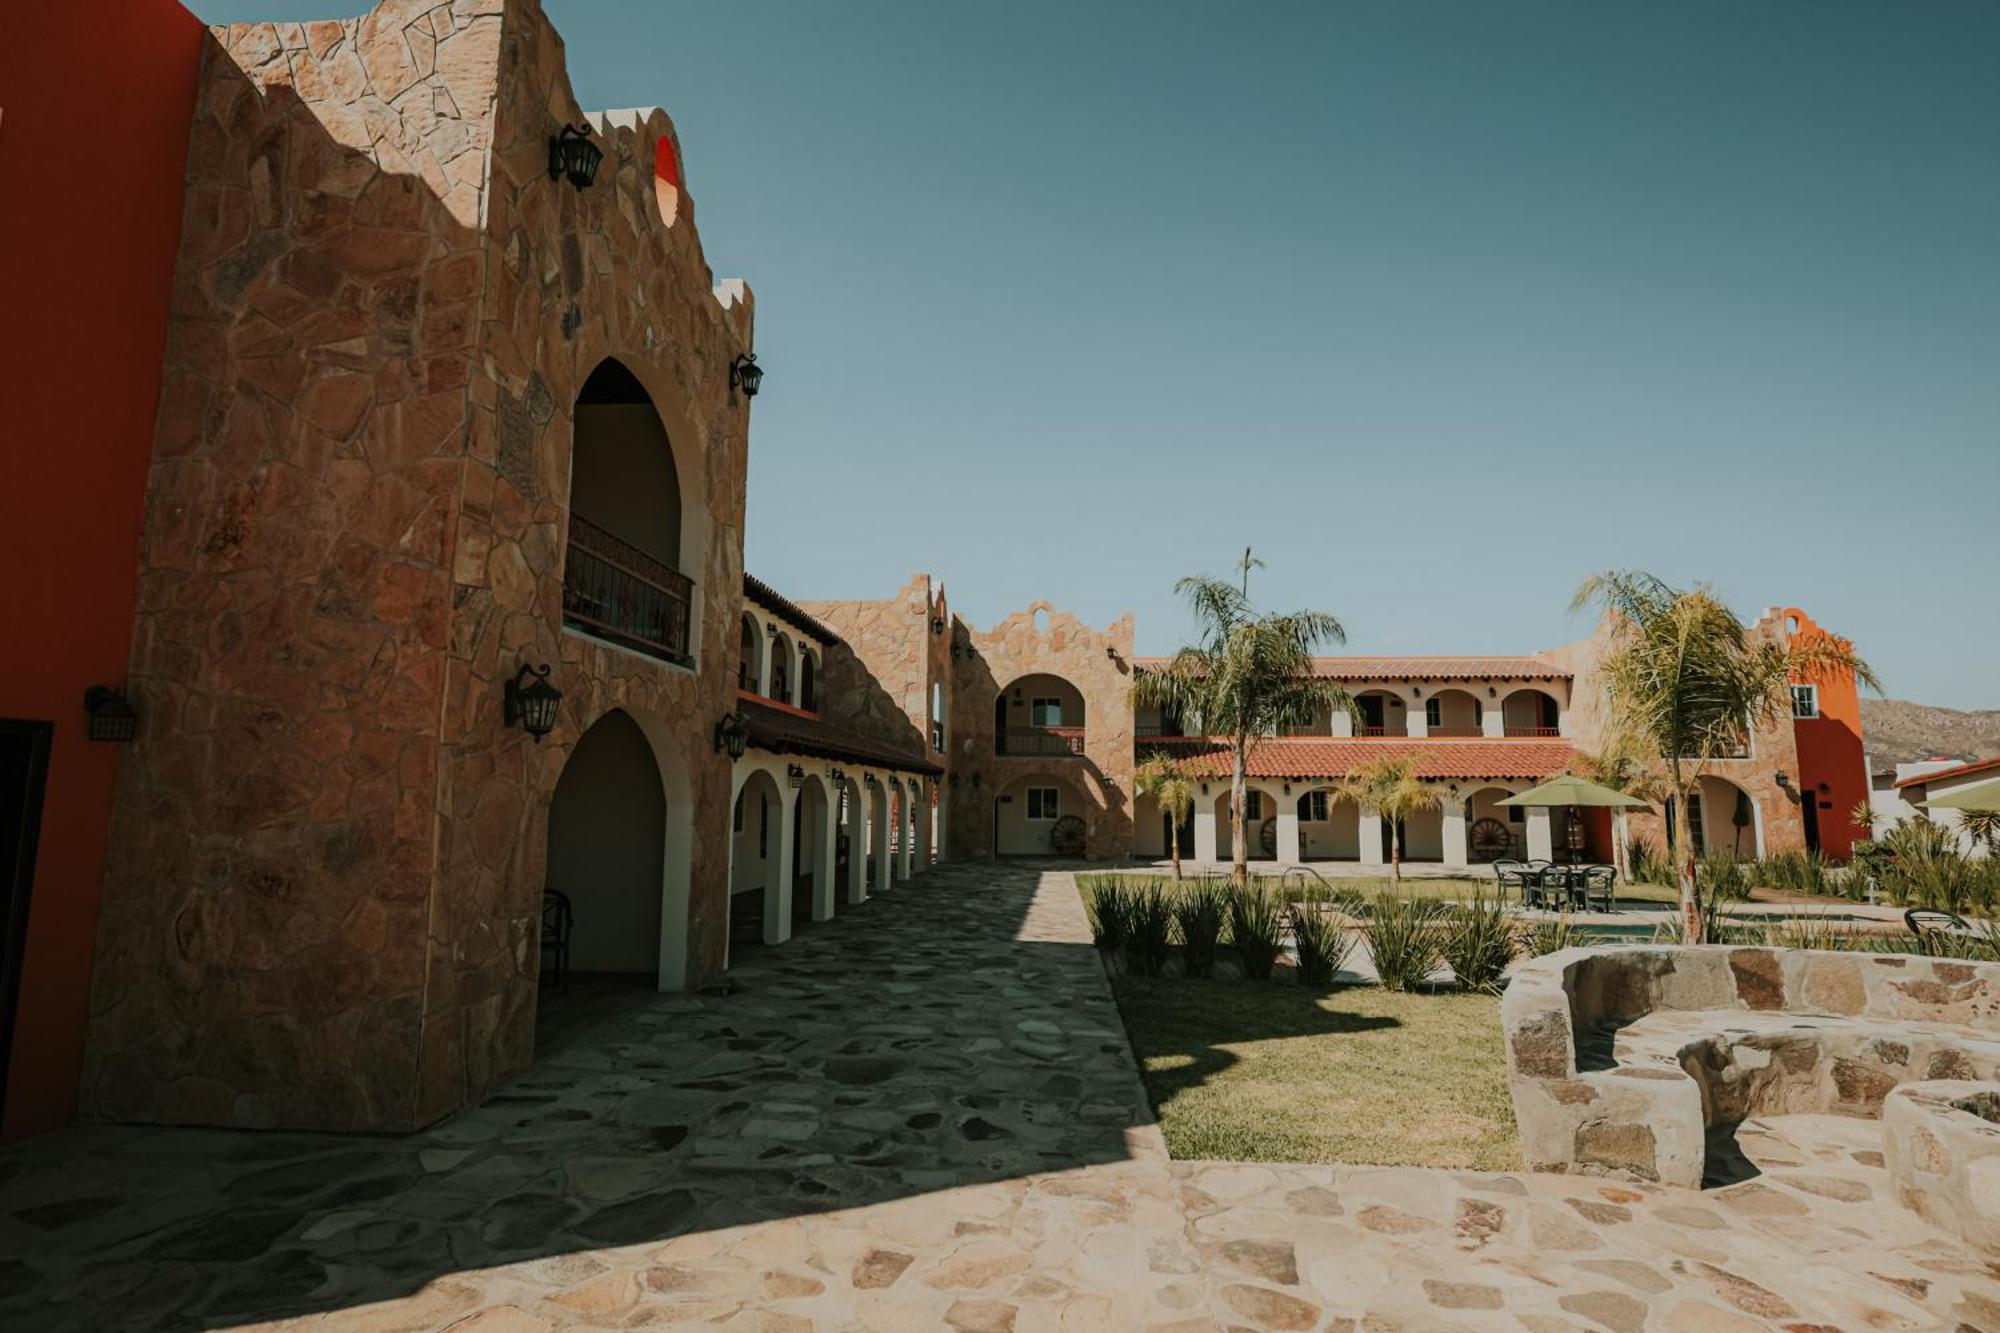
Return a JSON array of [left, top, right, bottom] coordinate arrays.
[[1276, 808, 1302, 863], [1482, 703, 1505, 738], [1194, 805, 1219, 866], [1442, 800, 1470, 871], [813, 783, 839, 922], [845, 782, 869, 904], [1526, 807, 1554, 862], [1359, 808, 1386, 868], [873, 782, 893, 894], [764, 785, 795, 947]]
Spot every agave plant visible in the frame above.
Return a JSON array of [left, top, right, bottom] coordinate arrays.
[[1440, 893, 1515, 993], [1229, 882, 1286, 981], [1288, 887, 1359, 990], [1124, 880, 1176, 977], [1362, 892, 1451, 991], [1172, 877, 1229, 978]]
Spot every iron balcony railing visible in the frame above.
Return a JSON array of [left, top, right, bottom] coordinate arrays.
[[1000, 725, 1085, 757], [562, 515, 694, 666], [1425, 726, 1484, 737], [1503, 725, 1562, 738]]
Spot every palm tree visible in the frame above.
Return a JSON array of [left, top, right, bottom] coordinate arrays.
[[1572, 571, 1881, 941], [1959, 810, 2000, 855], [1131, 561, 1354, 887], [1334, 755, 1438, 881], [1565, 728, 1668, 879], [1134, 753, 1196, 879]]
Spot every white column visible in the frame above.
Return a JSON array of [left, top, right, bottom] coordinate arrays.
[[872, 782, 893, 894], [1526, 807, 1554, 862], [845, 781, 869, 904], [756, 626, 773, 697], [813, 781, 839, 922], [1276, 807, 1302, 863], [1194, 805, 1219, 865], [1442, 800, 1469, 870], [1407, 696, 1429, 738], [1358, 807, 1386, 868], [896, 783, 916, 880], [1482, 699, 1504, 738], [1330, 710, 1355, 738], [764, 784, 795, 946], [916, 781, 934, 867], [934, 787, 948, 865]]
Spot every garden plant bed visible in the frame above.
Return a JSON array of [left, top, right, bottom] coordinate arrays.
[[1111, 977, 1520, 1169]]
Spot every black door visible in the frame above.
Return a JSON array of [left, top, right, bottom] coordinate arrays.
[[1, 721, 53, 1118], [1802, 795, 1821, 853]]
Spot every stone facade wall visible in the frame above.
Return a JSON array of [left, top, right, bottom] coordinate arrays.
[[951, 603, 1135, 860], [85, 0, 751, 1132], [796, 574, 946, 763]]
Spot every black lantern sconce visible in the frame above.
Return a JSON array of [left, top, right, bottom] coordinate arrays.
[[503, 663, 562, 741], [713, 710, 749, 761], [930, 614, 945, 636], [828, 767, 847, 787], [82, 686, 139, 743], [1488, 687, 1498, 698], [787, 763, 805, 788], [547, 124, 603, 191], [730, 353, 763, 398]]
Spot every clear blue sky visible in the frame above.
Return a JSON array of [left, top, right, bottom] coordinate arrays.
[[194, 1, 2000, 707]]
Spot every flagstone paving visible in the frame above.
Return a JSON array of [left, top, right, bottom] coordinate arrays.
[[1, 862, 1998, 1330]]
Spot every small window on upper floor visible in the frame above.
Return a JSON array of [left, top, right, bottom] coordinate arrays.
[[1424, 698, 1441, 728], [1031, 697, 1063, 727], [1791, 684, 1819, 720]]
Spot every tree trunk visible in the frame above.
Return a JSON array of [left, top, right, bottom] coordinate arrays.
[[1390, 817, 1403, 882], [1169, 815, 1183, 881], [1669, 777, 1700, 943], [1231, 739, 1249, 888]]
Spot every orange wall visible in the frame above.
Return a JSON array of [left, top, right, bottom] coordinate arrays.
[[0, 1, 204, 1135], [1782, 606, 1868, 861]]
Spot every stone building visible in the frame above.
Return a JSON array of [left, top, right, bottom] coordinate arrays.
[[80, 0, 763, 1133]]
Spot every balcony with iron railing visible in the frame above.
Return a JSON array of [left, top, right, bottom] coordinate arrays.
[[999, 725, 1085, 757], [562, 515, 694, 667], [1503, 725, 1562, 738]]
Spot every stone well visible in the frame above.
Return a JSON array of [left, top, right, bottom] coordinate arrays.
[[1883, 1079, 2000, 1255]]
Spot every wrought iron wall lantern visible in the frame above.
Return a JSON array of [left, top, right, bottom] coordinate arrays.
[[713, 710, 749, 760], [787, 763, 805, 788], [503, 663, 562, 741], [83, 685, 138, 743], [547, 124, 603, 191], [730, 353, 763, 398], [828, 767, 846, 785]]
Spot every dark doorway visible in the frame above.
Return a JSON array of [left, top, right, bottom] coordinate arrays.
[[1, 721, 53, 1118], [1802, 796, 1822, 854], [993, 695, 1008, 755], [1161, 810, 1194, 858]]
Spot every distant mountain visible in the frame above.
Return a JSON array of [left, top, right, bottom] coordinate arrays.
[[1861, 699, 2000, 771]]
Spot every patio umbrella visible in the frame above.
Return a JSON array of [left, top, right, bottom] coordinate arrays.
[[1500, 775, 1652, 874], [1921, 777, 2000, 813]]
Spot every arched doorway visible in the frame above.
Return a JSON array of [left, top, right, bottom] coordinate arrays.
[[1465, 786, 1522, 863], [564, 359, 695, 665], [738, 613, 762, 692], [730, 768, 786, 953], [541, 708, 692, 1043], [768, 634, 794, 704], [995, 673, 1086, 756], [793, 774, 835, 925], [1687, 775, 1761, 859], [798, 648, 817, 712], [1501, 688, 1562, 737], [1297, 788, 1360, 861], [994, 773, 1086, 856], [1425, 689, 1482, 737], [1355, 690, 1408, 737], [1399, 800, 1445, 862]]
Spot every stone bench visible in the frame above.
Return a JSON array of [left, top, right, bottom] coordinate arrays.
[[1502, 945, 2000, 1188], [1883, 1079, 2000, 1255]]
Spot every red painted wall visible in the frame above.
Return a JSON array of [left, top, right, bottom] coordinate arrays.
[[1783, 607, 1868, 861], [0, 1, 204, 1136]]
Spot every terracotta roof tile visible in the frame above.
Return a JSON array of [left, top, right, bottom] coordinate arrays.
[[1895, 754, 2000, 790], [1131, 655, 1570, 681], [1140, 737, 1579, 782], [743, 573, 843, 646], [739, 695, 939, 775]]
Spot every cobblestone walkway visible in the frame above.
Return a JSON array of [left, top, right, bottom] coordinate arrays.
[[2, 863, 1998, 1330]]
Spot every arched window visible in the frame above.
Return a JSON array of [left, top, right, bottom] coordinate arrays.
[[738, 615, 760, 691], [799, 650, 817, 712]]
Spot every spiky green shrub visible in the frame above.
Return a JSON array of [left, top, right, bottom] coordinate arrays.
[[1125, 880, 1176, 977], [1765, 914, 1854, 952], [1289, 892, 1357, 990], [1229, 883, 1285, 981], [1082, 876, 1131, 954], [1756, 849, 1831, 896], [1440, 893, 1515, 993], [1172, 878, 1229, 978], [1626, 839, 1676, 887], [1520, 914, 1583, 958], [1362, 893, 1451, 992], [1697, 851, 1751, 902]]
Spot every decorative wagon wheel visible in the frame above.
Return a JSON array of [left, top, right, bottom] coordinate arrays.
[[1259, 816, 1278, 859], [1468, 817, 1515, 863], [1049, 814, 1087, 857]]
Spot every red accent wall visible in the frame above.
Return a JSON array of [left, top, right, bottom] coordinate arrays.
[[0, 1, 204, 1136], [1782, 607, 1868, 861]]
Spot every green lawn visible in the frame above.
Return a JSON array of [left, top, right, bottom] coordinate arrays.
[[1110, 977, 1521, 1170]]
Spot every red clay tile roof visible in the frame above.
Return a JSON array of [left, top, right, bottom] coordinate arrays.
[[738, 696, 940, 776], [744, 573, 843, 646], [1131, 655, 1570, 681], [1895, 755, 2000, 790], [1140, 737, 1579, 782]]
